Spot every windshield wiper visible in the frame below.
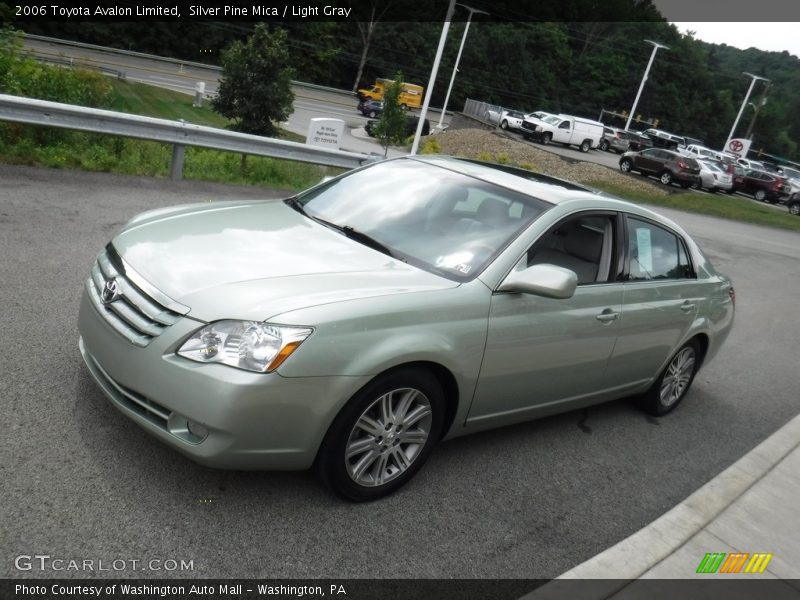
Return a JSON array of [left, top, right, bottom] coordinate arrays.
[[283, 196, 307, 216], [319, 220, 402, 261], [341, 225, 402, 260]]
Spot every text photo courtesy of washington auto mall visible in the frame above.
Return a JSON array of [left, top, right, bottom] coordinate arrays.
[[2, 0, 800, 599]]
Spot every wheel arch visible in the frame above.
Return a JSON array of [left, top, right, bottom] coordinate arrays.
[[312, 360, 462, 471], [690, 332, 710, 370], [355, 361, 460, 440]]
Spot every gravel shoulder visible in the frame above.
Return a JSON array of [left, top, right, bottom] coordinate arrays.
[[423, 127, 668, 197]]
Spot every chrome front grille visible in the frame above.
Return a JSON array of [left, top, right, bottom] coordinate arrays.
[[86, 246, 187, 347]]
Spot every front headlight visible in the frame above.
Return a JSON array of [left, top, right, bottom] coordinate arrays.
[[177, 321, 312, 373], [535, 125, 543, 132]]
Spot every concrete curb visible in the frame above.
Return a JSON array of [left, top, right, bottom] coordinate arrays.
[[522, 413, 800, 599]]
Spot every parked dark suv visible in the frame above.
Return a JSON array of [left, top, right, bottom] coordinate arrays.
[[619, 148, 701, 188], [733, 169, 789, 203]]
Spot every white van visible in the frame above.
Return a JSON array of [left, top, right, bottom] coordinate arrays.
[[520, 114, 603, 152]]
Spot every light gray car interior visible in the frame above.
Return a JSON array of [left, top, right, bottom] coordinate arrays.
[[528, 217, 613, 284]]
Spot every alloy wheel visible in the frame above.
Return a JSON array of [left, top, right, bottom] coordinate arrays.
[[659, 347, 696, 408], [345, 387, 433, 487]]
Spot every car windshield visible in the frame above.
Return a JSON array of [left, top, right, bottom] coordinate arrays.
[[296, 159, 550, 281]]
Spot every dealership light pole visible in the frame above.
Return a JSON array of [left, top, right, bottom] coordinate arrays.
[[437, 4, 488, 130], [725, 72, 770, 149], [411, 0, 457, 155], [624, 40, 669, 132]]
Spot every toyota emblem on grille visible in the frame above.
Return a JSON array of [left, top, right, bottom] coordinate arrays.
[[101, 278, 121, 304]]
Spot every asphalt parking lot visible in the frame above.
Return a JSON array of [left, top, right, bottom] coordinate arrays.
[[1, 164, 799, 580]]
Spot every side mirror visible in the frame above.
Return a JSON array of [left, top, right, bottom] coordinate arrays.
[[498, 264, 578, 299]]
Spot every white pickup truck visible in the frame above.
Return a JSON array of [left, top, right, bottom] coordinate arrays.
[[520, 114, 604, 152]]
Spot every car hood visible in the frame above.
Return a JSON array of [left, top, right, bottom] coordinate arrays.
[[113, 200, 458, 322]]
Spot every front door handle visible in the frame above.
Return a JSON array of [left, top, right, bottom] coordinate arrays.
[[596, 309, 619, 323], [680, 301, 696, 313]]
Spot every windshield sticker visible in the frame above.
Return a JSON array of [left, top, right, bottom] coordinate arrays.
[[436, 252, 474, 274], [636, 228, 653, 272]]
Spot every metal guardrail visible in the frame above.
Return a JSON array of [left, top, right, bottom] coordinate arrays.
[[0, 94, 371, 179]]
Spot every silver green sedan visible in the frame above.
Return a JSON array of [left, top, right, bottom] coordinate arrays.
[[78, 156, 735, 501]]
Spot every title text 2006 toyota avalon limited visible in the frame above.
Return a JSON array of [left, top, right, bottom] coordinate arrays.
[[78, 156, 734, 501]]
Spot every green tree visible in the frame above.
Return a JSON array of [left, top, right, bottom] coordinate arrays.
[[371, 75, 408, 157], [213, 25, 295, 137]]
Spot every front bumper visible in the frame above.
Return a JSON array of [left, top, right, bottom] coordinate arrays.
[[78, 289, 370, 470]]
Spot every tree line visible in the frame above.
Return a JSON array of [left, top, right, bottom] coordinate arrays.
[[18, 9, 800, 159]]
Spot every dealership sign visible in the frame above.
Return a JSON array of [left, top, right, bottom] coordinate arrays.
[[727, 138, 752, 158], [307, 118, 344, 151]]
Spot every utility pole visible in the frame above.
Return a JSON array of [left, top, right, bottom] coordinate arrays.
[[625, 40, 668, 132], [437, 4, 488, 130], [725, 72, 770, 149], [744, 82, 771, 140], [411, 0, 457, 155]]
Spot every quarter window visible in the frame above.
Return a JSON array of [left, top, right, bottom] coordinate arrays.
[[626, 217, 693, 281]]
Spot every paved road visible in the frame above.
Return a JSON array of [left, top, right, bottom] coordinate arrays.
[[1, 165, 798, 580]]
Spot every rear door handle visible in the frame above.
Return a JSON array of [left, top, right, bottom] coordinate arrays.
[[680, 301, 696, 313], [596, 309, 619, 323]]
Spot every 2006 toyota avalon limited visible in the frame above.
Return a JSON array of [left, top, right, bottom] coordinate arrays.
[[78, 156, 734, 501]]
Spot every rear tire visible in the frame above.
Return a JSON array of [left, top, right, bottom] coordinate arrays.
[[660, 171, 673, 186], [580, 139, 591, 153], [789, 201, 800, 215], [638, 339, 701, 416], [368, 110, 377, 118], [754, 189, 767, 202], [316, 368, 444, 502]]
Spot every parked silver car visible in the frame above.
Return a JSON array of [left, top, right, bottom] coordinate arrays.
[[78, 156, 735, 501], [696, 159, 733, 193]]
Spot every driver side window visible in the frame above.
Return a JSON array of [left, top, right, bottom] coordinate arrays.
[[525, 214, 616, 285]]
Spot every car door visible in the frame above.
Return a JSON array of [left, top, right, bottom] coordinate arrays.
[[554, 119, 572, 144], [605, 214, 702, 390], [635, 149, 661, 173], [466, 212, 624, 429]]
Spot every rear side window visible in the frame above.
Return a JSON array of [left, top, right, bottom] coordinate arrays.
[[626, 217, 693, 281]]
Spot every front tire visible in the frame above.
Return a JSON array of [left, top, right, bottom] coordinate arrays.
[[500, 119, 509, 130], [368, 110, 377, 118], [541, 132, 552, 145], [620, 158, 633, 173], [316, 368, 444, 502], [599, 139, 610, 152], [639, 340, 701, 416]]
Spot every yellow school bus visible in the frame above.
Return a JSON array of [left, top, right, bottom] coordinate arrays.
[[357, 79, 424, 109]]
